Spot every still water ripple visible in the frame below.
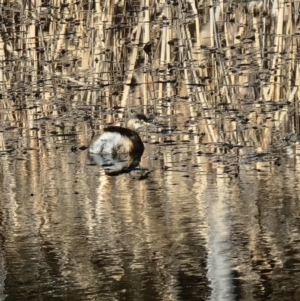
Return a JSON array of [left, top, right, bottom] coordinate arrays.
[[0, 145, 300, 300]]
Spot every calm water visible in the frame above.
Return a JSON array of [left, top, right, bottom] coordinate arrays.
[[1, 141, 300, 301]]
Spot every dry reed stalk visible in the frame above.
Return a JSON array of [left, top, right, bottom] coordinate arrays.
[[81, 16, 93, 71], [212, 5, 233, 105], [0, 133, 5, 152], [90, 0, 114, 109], [174, 8, 218, 142], [296, 63, 300, 104], [120, 15, 142, 107], [165, 7, 172, 99], [188, 4, 220, 141], [0, 35, 6, 87], [23, 10, 39, 131], [285, 6, 297, 107], [252, 10, 262, 71], [50, 21, 67, 61], [158, 9, 167, 99], [189, 0, 201, 65], [143, 0, 150, 108], [266, 0, 285, 101], [209, 0, 214, 47], [90, 4, 95, 87]]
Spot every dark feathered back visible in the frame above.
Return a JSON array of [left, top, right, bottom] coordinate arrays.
[[103, 126, 144, 154], [104, 126, 137, 138]]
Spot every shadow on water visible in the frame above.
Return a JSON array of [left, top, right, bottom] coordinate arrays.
[[1, 0, 300, 300]]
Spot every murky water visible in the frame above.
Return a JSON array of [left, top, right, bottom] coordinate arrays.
[[0, 141, 300, 300]]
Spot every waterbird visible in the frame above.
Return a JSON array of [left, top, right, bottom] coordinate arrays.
[[88, 112, 148, 156]]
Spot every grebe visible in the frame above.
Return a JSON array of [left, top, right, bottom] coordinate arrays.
[[88, 113, 148, 155]]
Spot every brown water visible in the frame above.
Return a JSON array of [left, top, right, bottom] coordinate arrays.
[[1, 140, 300, 300]]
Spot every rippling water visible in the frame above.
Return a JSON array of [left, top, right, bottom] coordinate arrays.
[[0, 142, 300, 300]]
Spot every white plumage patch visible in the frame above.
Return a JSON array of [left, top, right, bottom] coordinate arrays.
[[89, 132, 132, 154]]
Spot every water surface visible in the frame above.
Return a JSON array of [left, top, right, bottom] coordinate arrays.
[[1, 142, 300, 300]]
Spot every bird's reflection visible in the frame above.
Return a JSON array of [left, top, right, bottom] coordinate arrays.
[[89, 152, 149, 178]]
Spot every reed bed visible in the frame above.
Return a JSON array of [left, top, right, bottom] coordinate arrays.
[[0, 0, 299, 153]]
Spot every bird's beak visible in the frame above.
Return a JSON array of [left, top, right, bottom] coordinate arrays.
[[142, 120, 149, 127]]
